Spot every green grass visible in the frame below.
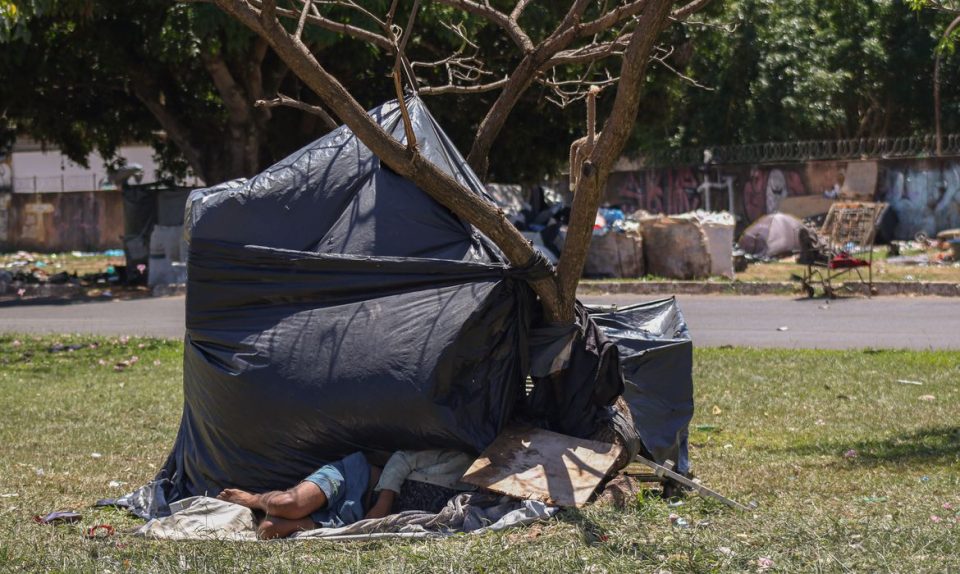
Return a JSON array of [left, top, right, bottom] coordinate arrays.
[[0, 336, 958, 572]]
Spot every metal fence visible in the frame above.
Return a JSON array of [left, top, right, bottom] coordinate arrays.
[[645, 134, 960, 167], [13, 174, 108, 193]]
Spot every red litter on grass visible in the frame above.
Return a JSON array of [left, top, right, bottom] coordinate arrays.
[[85, 524, 115, 538]]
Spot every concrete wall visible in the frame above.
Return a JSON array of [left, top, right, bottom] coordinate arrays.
[[880, 159, 960, 238], [0, 191, 124, 252], [605, 157, 960, 239]]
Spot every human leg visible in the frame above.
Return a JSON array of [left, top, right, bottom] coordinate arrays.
[[217, 481, 328, 520], [256, 515, 316, 539]]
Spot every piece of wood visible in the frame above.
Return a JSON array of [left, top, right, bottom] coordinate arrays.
[[460, 426, 623, 508], [634, 455, 751, 511], [841, 161, 878, 199], [778, 195, 836, 219]]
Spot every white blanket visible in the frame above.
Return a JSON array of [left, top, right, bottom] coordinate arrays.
[[136, 493, 557, 541]]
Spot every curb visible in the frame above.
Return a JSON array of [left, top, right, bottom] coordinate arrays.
[[577, 280, 960, 297]]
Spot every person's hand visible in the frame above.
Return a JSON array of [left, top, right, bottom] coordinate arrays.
[[364, 490, 396, 519]]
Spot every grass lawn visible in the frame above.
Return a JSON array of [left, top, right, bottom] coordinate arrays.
[[736, 259, 960, 284], [0, 335, 958, 573]]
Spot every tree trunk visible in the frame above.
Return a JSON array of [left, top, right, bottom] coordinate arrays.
[[556, 0, 675, 314]]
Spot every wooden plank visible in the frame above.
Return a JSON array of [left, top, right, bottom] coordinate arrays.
[[460, 426, 623, 508], [841, 161, 878, 199], [778, 195, 836, 219]]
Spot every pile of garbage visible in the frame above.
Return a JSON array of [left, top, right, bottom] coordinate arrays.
[[886, 229, 960, 266], [581, 207, 645, 278], [0, 250, 144, 299], [484, 186, 737, 281]]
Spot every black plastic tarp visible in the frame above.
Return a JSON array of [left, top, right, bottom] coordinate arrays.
[[153, 97, 695, 508], [159, 98, 539, 501], [589, 298, 694, 474]]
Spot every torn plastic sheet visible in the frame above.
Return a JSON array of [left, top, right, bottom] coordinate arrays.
[[588, 297, 694, 474]]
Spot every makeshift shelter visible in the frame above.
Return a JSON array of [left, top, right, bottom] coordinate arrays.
[[141, 98, 694, 516], [739, 212, 804, 258]]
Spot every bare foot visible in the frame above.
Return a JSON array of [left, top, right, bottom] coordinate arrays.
[[217, 488, 262, 510]]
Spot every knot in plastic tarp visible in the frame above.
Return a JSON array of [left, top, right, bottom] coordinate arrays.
[[508, 250, 555, 281]]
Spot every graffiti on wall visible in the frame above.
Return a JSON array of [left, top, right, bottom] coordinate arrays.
[[613, 168, 705, 214], [741, 168, 806, 222], [881, 163, 960, 239], [608, 158, 960, 239], [610, 165, 811, 221]]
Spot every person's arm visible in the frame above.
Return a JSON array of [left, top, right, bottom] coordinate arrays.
[[364, 489, 396, 519], [375, 451, 416, 494], [363, 451, 416, 519]]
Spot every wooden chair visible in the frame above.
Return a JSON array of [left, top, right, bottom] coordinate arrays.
[[796, 202, 888, 298]]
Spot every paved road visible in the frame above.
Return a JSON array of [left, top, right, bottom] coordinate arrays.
[[588, 294, 960, 350], [0, 294, 957, 349]]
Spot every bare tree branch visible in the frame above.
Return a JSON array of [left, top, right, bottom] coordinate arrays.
[[311, 0, 387, 30], [510, 0, 534, 22], [466, 0, 638, 176], [571, 0, 648, 40], [433, 0, 534, 52], [410, 20, 497, 94], [419, 78, 508, 95], [207, 0, 714, 321], [295, 0, 313, 39], [255, 93, 338, 129], [546, 36, 631, 67], [246, 0, 394, 50], [651, 44, 714, 90], [540, 68, 619, 108], [554, 0, 594, 35], [672, 0, 714, 20], [391, 0, 422, 149]]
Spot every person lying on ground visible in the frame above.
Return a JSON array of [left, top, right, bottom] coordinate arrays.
[[217, 449, 474, 539], [365, 449, 474, 519]]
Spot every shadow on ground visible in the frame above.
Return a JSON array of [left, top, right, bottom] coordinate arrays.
[[781, 425, 960, 465]]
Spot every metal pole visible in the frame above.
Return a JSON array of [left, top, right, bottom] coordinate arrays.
[[703, 174, 711, 211], [726, 176, 734, 215]]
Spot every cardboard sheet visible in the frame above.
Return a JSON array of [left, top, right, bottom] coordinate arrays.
[[460, 426, 623, 508]]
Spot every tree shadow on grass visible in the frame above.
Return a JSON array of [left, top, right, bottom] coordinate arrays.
[[781, 426, 960, 466]]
